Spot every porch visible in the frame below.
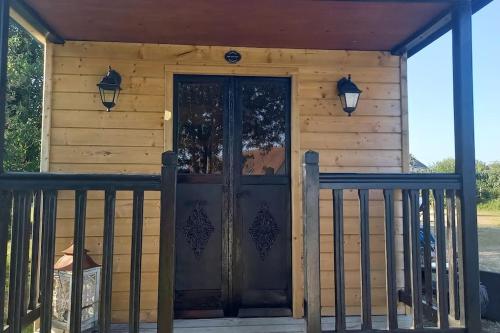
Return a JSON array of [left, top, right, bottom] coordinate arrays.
[[0, 0, 488, 333]]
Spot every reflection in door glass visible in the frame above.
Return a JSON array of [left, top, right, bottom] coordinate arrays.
[[241, 81, 287, 176], [177, 82, 224, 174]]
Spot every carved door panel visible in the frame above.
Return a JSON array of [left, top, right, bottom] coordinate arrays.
[[173, 75, 291, 318]]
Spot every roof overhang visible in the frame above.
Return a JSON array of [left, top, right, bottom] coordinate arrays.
[[9, 0, 493, 57]]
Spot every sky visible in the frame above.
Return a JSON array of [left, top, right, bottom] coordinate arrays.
[[408, 0, 500, 166]]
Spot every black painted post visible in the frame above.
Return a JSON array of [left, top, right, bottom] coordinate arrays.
[[0, 0, 8, 174], [302, 151, 321, 333], [0, 3, 9, 330], [158, 151, 177, 333], [452, 0, 481, 331]]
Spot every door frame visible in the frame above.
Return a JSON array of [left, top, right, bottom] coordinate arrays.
[[164, 64, 304, 317]]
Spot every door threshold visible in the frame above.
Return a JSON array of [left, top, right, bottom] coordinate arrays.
[[238, 307, 292, 318]]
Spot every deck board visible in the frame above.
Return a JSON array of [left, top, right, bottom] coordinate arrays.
[[110, 316, 413, 332]]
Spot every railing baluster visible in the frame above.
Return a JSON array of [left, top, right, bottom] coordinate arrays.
[[158, 152, 178, 333], [39, 190, 58, 333], [29, 190, 42, 310], [100, 190, 116, 333], [402, 189, 411, 295], [8, 191, 31, 333], [446, 190, 460, 321], [333, 189, 345, 332], [421, 190, 433, 310], [433, 189, 449, 328], [358, 189, 371, 330], [408, 189, 423, 328], [383, 189, 398, 330], [0, 190, 12, 332], [22, 192, 33, 315], [70, 190, 87, 333], [130, 190, 144, 333]]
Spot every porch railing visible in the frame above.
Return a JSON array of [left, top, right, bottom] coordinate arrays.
[[303, 150, 478, 333], [0, 151, 177, 333]]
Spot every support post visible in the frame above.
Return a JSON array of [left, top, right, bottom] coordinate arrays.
[[452, 1, 481, 331], [158, 151, 177, 333], [302, 151, 321, 333], [0, 0, 9, 173]]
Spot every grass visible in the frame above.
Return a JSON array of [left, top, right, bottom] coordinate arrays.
[[478, 198, 500, 212], [478, 209, 500, 273]]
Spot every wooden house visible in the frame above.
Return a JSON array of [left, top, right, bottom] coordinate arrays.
[[0, 0, 489, 332]]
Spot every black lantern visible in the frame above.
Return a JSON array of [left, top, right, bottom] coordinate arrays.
[[97, 66, 122, 111], [337, 75, 362, 116]]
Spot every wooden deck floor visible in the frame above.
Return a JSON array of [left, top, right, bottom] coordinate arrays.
[[110, 316, 413, 332]]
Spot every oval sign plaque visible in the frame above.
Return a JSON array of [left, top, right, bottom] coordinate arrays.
[[225, 50, 241, 64]]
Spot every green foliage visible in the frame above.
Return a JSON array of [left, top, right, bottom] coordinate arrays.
[[4, 21, 43, 172], [428, 158, 500, 210]]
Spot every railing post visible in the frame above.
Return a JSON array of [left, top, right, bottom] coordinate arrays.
[[302, 151, 321, 333], [0, 190, 11, 332], [158, 151, 177, 333], [452, 1, 481, 331], [0, 0, 9, 174]]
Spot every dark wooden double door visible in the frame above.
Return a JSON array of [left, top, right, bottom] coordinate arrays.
[[173, 75, 292, 318]]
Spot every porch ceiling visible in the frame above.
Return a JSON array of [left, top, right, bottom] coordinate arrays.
[[22, 0, 452, 52]]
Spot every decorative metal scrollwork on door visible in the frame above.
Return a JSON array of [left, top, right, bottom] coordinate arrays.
[[183, 201, 215, 259], [249, 202, 280, 260]]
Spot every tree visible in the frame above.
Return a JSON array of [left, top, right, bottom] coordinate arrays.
[[428, 158, 500, 204], [4, 21, 43, 172]]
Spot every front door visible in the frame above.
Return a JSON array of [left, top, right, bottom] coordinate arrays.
[[173, 75, 292, 318]]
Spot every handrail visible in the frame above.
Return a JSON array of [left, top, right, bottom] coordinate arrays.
[[0, 172, 161, 190], [319, 173, 461, 189]]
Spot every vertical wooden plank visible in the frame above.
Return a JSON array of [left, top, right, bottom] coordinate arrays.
[[40, 43, 54, 172], [383, 189, 398, 330], [21, 193, 33, 315], [0, 190, 12, 332], [302, 151, 321, 333], [99, 190, 116, 333], [129, 190, 144, 333], [421, 190, 433, 308], [39, 190, 58, 333], [333, 189, 345, 332], [434, 189, 449, 329], [452, 1, 481, 330], [402, 189, 411, 294], [446, 190, 460, 321], [29, 190, 42, 310], [400, 53, 410, 173], [358, 189, 371, 330], [8, 191, 31, 333], [158, 152, 177, 333], [70, 190, 87, 333], [408, 189, 423, 329]]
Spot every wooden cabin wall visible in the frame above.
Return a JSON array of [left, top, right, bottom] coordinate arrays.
[[44, 41, 407, 322]]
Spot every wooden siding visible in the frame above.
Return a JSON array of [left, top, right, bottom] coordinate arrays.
[[45, 41, 404, 322]]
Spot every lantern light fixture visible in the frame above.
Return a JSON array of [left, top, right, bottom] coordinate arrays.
[[97, 66, 122, 111], [52, 245, 101, 331], [337, 75, 362, 116]]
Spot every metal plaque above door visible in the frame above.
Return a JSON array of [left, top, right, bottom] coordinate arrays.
[[173, 75, 291, 318]]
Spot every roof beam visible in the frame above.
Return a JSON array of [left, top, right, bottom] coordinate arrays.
[[9, 0, 64, 44], [391, 0, 492, 56]]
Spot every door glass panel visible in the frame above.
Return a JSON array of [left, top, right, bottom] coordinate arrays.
[[240, 80, 287, 176], [177, 81, 224, 174]]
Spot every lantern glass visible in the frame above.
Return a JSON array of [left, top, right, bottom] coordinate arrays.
[[53, 267, 101, 331]]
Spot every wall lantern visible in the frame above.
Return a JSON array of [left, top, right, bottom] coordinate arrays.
[[337, 75, 362, 116], [53, 245, 101, 331], [97, 66, 122, 111]]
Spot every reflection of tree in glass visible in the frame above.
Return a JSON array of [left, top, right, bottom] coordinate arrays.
[[178, 83, 224, 174], [241, 82, 286, 175]]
